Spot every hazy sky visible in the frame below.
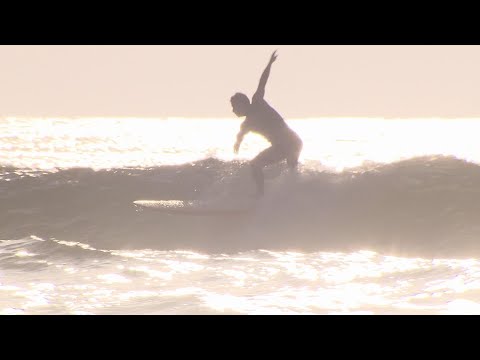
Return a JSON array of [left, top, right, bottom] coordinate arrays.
[[2, 45, 480, 118]]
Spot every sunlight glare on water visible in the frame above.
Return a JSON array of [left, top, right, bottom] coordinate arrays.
[[3, 116, 480, 315], [2, 238, 480, 314], [3, 116, 480, 171]]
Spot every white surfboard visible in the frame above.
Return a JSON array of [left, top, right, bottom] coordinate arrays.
[[133, 199, 255, 215]]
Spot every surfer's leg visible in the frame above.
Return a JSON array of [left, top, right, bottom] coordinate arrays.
[[251, 164, 265, 197], [286, 135, 303, 172], [251, 146, 285, 197]]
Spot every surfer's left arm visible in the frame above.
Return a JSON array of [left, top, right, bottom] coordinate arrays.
[[234, 121, 250, 154]]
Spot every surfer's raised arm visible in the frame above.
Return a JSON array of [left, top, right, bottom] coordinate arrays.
[[252, 50, 278, 103], [234, 121, 250, 154]]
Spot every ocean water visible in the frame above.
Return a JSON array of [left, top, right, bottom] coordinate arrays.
[[1, 116, 480, 315]]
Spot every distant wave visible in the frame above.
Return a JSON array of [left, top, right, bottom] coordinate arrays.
[[2, 156, 480, 257]]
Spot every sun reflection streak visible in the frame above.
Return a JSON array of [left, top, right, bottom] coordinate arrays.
[[5, 116, 480, 172], [97, 274, 131, 284], [442, 299, 480, 314], [4, 243, 480, 314]]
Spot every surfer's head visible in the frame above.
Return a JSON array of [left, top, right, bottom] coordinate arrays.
[[230, 93, 250, 117]]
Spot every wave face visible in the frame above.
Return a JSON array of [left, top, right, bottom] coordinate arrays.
[[2, 156, 480, 258]]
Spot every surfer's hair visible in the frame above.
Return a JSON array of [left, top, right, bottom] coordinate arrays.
[[230, 93, 250, 107]]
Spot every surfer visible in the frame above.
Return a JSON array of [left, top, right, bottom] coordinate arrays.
[[231, 50, 303, 197]]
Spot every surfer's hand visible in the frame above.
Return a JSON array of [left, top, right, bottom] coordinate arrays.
[[269, 50, 278, 64], [233, 142, 240, 154]]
